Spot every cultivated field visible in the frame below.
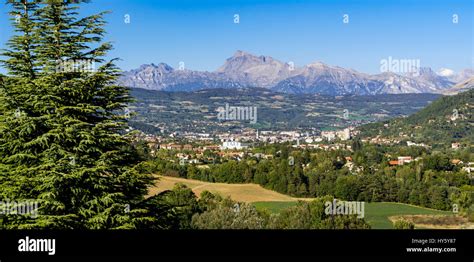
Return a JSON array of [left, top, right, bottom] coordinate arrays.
[[149, 176, 299, 202]]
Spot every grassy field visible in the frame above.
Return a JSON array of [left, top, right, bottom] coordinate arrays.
[[252, 201, 300, 213], [149, 176, 299, 202], [253, 201, 454, 229], [364, 202, 453, 229]]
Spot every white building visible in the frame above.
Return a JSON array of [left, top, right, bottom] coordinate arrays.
[[336, 128, 351, 141], [407, 141, 429, 148], [397, 156, 413, 165], [220, 141, 248, 150], [462, 162, 474, 174], [321, 131, 336, 141], [280, 131, 300, 138], [322, 128, 351, 141]]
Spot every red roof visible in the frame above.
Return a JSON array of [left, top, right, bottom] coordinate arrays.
[[389, 160, 399, 166]]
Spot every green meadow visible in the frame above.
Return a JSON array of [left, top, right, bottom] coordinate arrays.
[[253, 201, 453, 229]]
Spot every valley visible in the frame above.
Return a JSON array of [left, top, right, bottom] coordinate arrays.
[[128, 87, 440, 135]]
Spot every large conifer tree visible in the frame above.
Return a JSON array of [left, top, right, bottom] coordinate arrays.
[[1, 0, 154, 229]]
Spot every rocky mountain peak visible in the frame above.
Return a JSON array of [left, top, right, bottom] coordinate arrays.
[[117, 51, 472, 95]]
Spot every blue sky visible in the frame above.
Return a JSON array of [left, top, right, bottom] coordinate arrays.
[[0, 0, 472, 74]]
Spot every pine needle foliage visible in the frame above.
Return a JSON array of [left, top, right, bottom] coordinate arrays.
[[0, 0, 154, 229]]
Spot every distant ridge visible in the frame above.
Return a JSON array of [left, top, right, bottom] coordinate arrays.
[[442, 77, 474, 95]]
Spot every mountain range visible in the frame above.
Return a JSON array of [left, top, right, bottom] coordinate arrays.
[[442, 77, 474, 95], [117, 51, 474, 95]]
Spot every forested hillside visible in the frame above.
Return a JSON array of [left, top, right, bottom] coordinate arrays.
[[359, 89, 473, 148]]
